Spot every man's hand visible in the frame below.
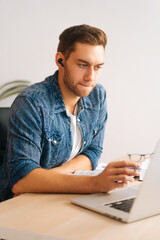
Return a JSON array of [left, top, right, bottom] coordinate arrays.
[[95, 160, 140, 192]]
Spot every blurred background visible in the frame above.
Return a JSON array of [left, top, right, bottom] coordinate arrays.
[[0, 0, 160, 162]]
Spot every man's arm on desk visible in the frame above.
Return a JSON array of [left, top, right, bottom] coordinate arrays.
[[12, 160, 140, 195]]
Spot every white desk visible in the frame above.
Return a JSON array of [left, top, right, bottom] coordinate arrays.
[[0, 192, 160, 240]]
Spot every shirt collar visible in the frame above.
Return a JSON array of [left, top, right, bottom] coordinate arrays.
[[51, 71, 66, 113]]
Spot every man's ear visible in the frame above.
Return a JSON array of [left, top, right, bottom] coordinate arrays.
[[58, 58, 64, 67], [55, 52, 65, 68]]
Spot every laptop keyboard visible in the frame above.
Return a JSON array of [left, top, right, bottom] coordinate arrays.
[[107, 198, 135, 213]]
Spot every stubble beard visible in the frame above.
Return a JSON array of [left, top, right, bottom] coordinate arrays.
[[63, 67, 95, 98]]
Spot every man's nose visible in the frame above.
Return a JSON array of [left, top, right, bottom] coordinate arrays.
[[84, 67, 95, 82]]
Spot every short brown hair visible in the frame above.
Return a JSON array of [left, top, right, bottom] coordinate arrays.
[[57, 24, 107, 60]]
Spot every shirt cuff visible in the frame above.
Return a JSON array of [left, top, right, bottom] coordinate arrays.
[[81, 149, 101, 170], [9, 160, 41, 189]]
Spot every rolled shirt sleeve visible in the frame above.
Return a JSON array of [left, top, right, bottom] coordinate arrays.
[[7, 96, 42, 188]]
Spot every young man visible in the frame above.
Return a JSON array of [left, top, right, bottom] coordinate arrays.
[[0, 25, 140, 201]]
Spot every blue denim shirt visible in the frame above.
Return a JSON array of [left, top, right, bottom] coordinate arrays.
[[0, 71, 107, 201]]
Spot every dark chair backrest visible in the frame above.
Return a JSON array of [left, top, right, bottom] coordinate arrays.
[[0, 108, 10, 165]]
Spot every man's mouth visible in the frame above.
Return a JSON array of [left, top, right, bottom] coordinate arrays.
[[79, 83, 93, 88]]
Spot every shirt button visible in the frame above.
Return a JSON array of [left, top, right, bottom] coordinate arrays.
[[49, 138, 52, 142], [53, 140, 57, 144], [70, 146, 72, 149], [67, 121, 70, 125], [84, 141, 86, 145], [77, 118, 80, 122]]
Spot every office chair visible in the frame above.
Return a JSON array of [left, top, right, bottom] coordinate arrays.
[[0, 108, 10, 165]]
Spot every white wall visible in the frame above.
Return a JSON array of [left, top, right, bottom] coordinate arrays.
[[0, 0, 160, 162]]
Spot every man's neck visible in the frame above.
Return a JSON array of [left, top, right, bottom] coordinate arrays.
[[64, 97, 79, 115], [58, 71, 80, 115]]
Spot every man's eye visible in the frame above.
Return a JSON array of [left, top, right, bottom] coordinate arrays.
[[79, 64, 87, 68], [95, 66, 102, 70]]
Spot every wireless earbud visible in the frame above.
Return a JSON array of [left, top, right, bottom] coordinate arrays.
[[58, 58, 64, 67]]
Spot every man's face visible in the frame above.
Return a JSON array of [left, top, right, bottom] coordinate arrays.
[[62, 42, 105, 98]]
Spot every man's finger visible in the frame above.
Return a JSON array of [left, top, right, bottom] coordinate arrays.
[[108, 160, 140, 169], [108, 167, 140, 176], [110, 174, 135, 183]]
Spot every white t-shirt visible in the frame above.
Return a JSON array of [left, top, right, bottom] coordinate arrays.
[[66, 104, 82, 161]]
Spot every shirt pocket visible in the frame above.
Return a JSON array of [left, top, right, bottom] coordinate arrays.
[[43, 130, 64, 167], [82, 122, 99, 149]]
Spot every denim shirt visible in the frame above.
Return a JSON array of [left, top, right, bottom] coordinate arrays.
[[0, 71, 107, 201]]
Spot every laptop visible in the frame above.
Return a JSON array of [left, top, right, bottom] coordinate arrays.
[[71, 140, 160, 223]]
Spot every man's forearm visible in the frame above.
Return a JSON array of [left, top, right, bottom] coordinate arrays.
[[12, 155, 93, 195], [12, 168, 98, 194], [12, 160, 140, 195]]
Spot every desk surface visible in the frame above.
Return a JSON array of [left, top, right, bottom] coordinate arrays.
[[0, 190, 160, 240]]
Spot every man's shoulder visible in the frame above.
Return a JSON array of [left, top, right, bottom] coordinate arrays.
[[93, 83, 106, 96], [84, 83, 106, 107], [11, 71, 64, 113], [10, 72, 59, 114], [15, 71, 61, 108], [19, 74, 55, 100]]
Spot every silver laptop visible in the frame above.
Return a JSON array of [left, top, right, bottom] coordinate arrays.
[[71, 141, 160, 223]]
